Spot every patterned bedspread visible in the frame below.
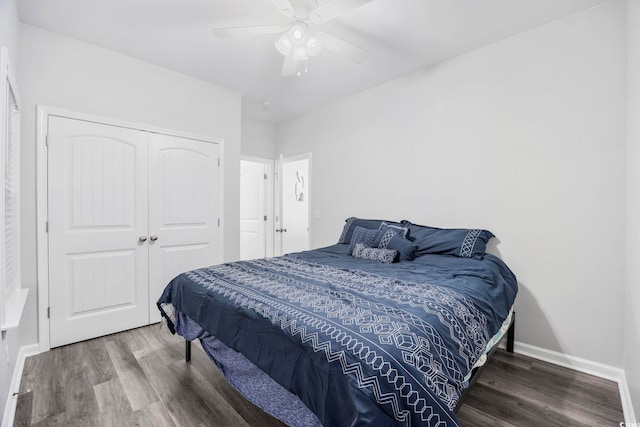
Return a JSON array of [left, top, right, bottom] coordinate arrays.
[[158, 245, 517, 427]]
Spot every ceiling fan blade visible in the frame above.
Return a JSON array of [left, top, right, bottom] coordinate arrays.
[[213, 25, 284, 38], [272, 0, 296, 18], [281, 56, 298, 76], [309, 0, 373, 24], [316, 31, 368, 63]]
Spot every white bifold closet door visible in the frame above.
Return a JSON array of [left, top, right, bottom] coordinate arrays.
[[147, 133, 220, 323], [48, 116, 220, 347]]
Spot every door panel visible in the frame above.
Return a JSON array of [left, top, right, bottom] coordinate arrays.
[[148, 133, 220, 323], [48, 116, 149, 347], [240, 160, 267, 260], [70, 250, 136, 314], [280, 156, 310, 255]]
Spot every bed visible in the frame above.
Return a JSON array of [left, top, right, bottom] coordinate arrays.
[[158, 219, 518, 427]]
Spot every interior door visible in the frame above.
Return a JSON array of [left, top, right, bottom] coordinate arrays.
[[48, 117, 150, 348], [240, 160, 267, 260], [147, 133, 220, 323], [278, 155, 310, 255]]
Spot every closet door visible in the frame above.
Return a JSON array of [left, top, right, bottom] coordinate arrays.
[[148, 133, 220, 322], [48, 117, 150, 347]]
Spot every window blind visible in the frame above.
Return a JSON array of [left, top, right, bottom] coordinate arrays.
[[0, 46, 26, 332], [4, 87, 19, 296]]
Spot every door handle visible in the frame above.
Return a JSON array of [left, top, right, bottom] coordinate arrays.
[[150, 235, 159, 241], [275, 228, 288, 233], [139, 235, 148, 242]]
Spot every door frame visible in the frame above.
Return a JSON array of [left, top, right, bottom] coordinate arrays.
[[275, 152, 312, 256], [36, 105, 225, 352], [240, 156, 275, 259]]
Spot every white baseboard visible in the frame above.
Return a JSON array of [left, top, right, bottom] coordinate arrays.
[[2, 343, 39, 427], [618, 374, 637, 424], [514, 341, 636, 423]]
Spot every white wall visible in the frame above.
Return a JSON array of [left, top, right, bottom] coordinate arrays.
[[277, 1, 627, 367], [18, 24, 242, 351], [242, 117, 277, 159], [0, 0, 18, 66], [625, 0, 640, 418], [0, 0, 24, 421]]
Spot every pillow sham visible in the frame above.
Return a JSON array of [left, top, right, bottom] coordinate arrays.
[[338, 217, 397, 244], [379, 222, 409, 239], [400, 220, 494, 259], [347, 226, 385, 255], [352, 243, 397, 264]]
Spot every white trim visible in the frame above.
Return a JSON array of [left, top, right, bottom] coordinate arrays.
[[0, 289, 28, 330], [619, 373, 637, 424], [36, 106, 49, 352], [36, 105, 226, 352], [218, 139, 226, 264], [514, 341, 636, 423], [39, 106, 222, 145], [2, 344, 39, 427]]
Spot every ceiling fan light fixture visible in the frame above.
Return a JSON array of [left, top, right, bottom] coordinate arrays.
[[292, 46, 309, 61], [291, 27, 305, 42], [306, 35, 322, 56], [276, 21, 322, 66], [275, 33, 293, 56]]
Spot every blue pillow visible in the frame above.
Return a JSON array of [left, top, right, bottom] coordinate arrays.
[[338, 217, 397, 244], [400, 220, 494, 259], [352, 243, 397, 264], [377, 229, 417, 262], [347, 226, 385, 255], [383, 234, 418, 262]]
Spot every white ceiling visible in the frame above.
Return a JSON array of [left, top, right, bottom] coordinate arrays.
[[18, 0, 610, 123]]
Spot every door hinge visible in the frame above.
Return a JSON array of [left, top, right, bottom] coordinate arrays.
[[264, 173, 268, 180], [47, 307, 50, 318], [46, 221, 49, 233], [45, 134, 49, 146], [264, 215, 267, 221], [217, 218, 220, 227], [218, 158, 221, 167]]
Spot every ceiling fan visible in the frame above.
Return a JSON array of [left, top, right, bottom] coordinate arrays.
[[212, 0, 373, 76]]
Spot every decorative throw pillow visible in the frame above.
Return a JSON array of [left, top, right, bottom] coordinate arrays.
[[347, 226, 385, 255], [352, 243, 397, 264], [378, 232, 418, 262], [377, 229, 397, 249], [400, 220, 494, 259]]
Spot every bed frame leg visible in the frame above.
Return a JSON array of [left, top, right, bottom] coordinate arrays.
[[185, 340, 192, 364], [506, 312, 515, 353]]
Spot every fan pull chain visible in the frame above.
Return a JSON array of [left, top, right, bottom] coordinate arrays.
[[294, 59, 309, 77]]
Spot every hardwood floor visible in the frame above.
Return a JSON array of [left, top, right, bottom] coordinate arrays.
[[14, 325, 624, 427]]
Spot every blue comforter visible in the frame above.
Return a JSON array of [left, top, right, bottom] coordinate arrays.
[[158, 244, 517, 427]]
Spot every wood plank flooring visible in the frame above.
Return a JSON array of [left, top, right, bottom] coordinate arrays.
[[14, 325, 624, 426]]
